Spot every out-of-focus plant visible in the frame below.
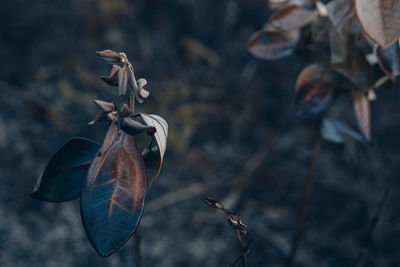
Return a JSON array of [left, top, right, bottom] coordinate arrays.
[[203, 197, 251, 267], [248, 0, 398, 266], [32, 50, 168, 258]]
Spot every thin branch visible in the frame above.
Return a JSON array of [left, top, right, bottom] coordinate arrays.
[[286, 118, 322, 267]]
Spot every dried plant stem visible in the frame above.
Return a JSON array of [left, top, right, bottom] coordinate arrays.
[[286, 118, 322, 267], [134, 229, 142, 267], [354, 186, 389, 267]]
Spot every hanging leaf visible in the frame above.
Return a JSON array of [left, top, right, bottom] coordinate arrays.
[[96, 50, 122, 64], [136, 114, 168, 188], [118, 66, 128, 96], [351, 91, 371, 141], [101, 65, 121, 86], [355, 0, 400, 48], [294, 64, 357, 117], [269, 4, 315, 31], [247, 27, 299, 60], [32, 138, 100, 202], [321, 118, 366, 143], [377, 42, 400, 80], [81, 124, 147, 257]]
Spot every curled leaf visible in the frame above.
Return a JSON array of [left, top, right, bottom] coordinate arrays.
[[120, 117, 156, 136], [269, 4, 315, 31], [96, 50, 122, 64], [377, 42, 400, 80], [247, 27, 299, 60], [137, 114, 168, 188], [294, 64, 356, 117], [136, 78, 149, 103], [355, 0, 400, 48], [101, 65, 121, 86], [118, 66, 128, 96], [321, 118, 365, 144], [89, 100, 116, 125], [31, 138, 100, 202], [351, 91, 371, 141]]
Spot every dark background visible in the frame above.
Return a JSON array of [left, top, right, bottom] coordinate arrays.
[[0, 0, 399, 266]]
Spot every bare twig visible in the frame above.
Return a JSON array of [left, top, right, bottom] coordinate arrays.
[[202, 197, 250, 267], [286, 118, 322, 267]]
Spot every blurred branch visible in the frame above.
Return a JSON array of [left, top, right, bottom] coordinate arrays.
[[286, 118, 322, 267]]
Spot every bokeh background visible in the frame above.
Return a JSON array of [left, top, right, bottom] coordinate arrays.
[[0, 0, 399, 266]]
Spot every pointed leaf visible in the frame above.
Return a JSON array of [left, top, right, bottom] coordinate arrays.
[[96, 50, 122, 64], [355, 0, 400, 48], [269, 4, 315, 31], [32, 138, 100, 202], [137, 114, 168, 187], [377, 42, 400, 80], [118, 66, 128, 96], [81, 128, 147, 257], [247, 28, 299, 60], [351, 91, 371, 141], [322, 118, 366, 143]]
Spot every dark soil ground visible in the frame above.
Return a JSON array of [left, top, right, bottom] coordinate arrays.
[[0, 0, 399, 266]]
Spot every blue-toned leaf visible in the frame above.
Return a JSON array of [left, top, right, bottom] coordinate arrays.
[[81, 124, 147, 257], [32, 137, 100, 202]]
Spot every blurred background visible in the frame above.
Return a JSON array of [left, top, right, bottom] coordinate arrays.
[[0, 0, 399, 266]]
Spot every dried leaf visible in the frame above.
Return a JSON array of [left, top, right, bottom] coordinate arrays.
[[269, 4, 315, 31], [81, 126, 147, 257], [321, 118, 365, 143], [101, 65, 121, 86], [118, 66, 128, 96], [93, 99, 115, 112], [294, 64, 357, 117], [31, 138, 100, 202], [247, 28, 299, 60], [96, 50, 122, 64], [351, 91, 371, 141], [136, 78, 149, 103], [120, 117, 156, 136], [137, 114, 168, 188], [355, 0, 400, 48], [377, 41, 400, 80]]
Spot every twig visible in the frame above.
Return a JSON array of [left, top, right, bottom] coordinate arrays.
[[230, 240, 252, 267], [286, 118, 322, 267], [354, 186, 390, 267], [134, 229, 143, 267]]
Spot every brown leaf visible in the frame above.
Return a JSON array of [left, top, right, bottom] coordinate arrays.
[[96, 50, 122, 64], [101, 65, 121, 86], [269, 4, 315, 31], [294, 64, 357, 117], [118, 66, 128, 96], [377, 42, 400, 80], [351, 91, 371, 141], [355, 0, 400, 48], [247, 27, 299, 60], [137, 114, 168, 188]]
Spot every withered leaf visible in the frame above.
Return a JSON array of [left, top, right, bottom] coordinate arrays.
[[118, 66, 128, 96], [269, 3, 315, 31], [321, 118, 365, 143], [120, 117, 156, 136], [96, 50, 122, 64], [136, 78, 149, 103], [31, 138, 100, 202], [101, 65, 121, 86], [377, 42, 400, 80], [294, 64, 356, 117], [351, 91, 371, 141], [247, 28, 299, 60], [81, 125, 147, 257], [137, 113, 168, 188], [355, 0, 400, 48]]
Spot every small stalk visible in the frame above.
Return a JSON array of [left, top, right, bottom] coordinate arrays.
[[286, 117, 322, 267]]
